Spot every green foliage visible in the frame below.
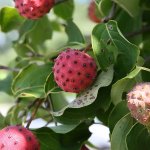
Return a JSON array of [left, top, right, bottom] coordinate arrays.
[[0, 7, 24, 32], [0, 0, 150, 149]]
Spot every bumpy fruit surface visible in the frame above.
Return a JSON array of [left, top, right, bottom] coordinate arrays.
[[14, 0, 55, 19], [0, 125, 40, 150], [127, 82, 150, 125], [53, 49, 97, 93], [88, 0, 101, 23]]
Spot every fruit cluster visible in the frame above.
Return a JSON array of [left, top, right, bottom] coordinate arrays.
[[14, 0, 55, 19], [0, 125, 40, 150], [127, 82, 150, 126], [53, 49, 97, 93]]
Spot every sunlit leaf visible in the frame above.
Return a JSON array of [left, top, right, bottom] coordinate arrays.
[[0, 7, 24, 32], [12, 63, 53, 98], [111, 114, 135, 150]]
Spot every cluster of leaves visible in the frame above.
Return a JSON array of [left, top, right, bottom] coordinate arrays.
[[0, 0, 150, 149]]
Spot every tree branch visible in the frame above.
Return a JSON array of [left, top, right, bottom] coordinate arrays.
[[18, 99, 39, 118], [0, 65, 20, 72], [102, 2, 116, 23], [126, 25, 150, 38], [26, 99, 43, 129]]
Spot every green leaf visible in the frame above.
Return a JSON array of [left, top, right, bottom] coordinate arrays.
[[34, 122, 91, 150], [0, 73, 12, 94], [111, 114, 135, 150], [44, 73, 62, 94], [0, 7, 24, 32], [65, 20, 85, 44], [111, 66, 150, 105], [126, 123, 150, 150], [112, 0, 140, 17], [51, 124, 80, 133], [27, 16, 53, 46], [0, 113, 5, 129], [12, 63, 53, 98], [92, 20, 139, 76], [55, 96, 103, 124], [98, 0, 112, 17], [108, 101, 129, 133], [19, 19, 36, 39], [69, 65, 114, 108], [51, 65, 114, 116], [13, 43, 36, 58], [4, 104, 24, 125], [54, 0, 74, 20], [116, 10, 142, 45]]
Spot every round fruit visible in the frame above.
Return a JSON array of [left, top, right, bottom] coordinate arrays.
[[53, 49, 97, 93], [88, 0, 101, 23], [127, 82, 150, 125], [0, 125, 40, 150], [14, 0, 55, 19]]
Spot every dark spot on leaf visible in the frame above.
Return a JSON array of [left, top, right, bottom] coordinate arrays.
[[77, 99, 82, 105], [90, 96, 95, 99]]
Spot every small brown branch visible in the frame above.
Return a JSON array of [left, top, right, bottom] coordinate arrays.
[[102, 3, 116, 23], [83, 44, 92, 53], [26, 99, 43, 129], [55, 0, 69, 5], [126, 25, 150, 38], [19, 99, 39, 118], [0, 65, 20, 72]]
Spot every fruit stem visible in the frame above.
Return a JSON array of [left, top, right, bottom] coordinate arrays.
[[26, 99, 44, 129], [47, 95, 58, 126], [83, 44, 92, 52]]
